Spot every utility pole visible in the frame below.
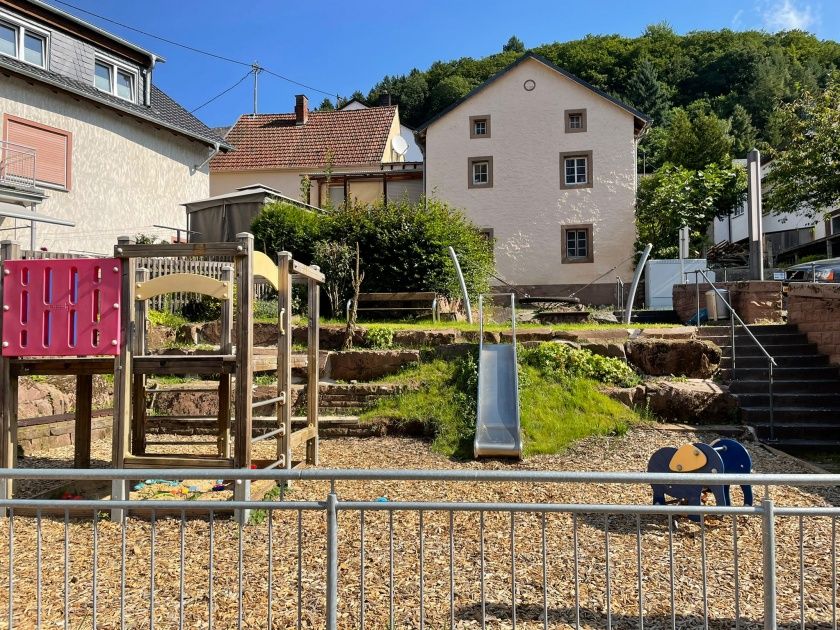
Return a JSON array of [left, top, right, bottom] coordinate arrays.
[[252, 62, 261, 117]]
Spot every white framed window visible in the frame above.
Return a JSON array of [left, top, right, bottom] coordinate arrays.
[[93, 57, 137, 102], [565, 157, 587, 185], [0, 12, 48, 69], [473, 161, 488, 184]]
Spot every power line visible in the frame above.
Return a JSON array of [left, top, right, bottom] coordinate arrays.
[[46, 0, 338, 98], [190, 69, 253, 113]]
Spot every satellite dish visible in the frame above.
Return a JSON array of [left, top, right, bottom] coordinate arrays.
[[391, 135, 409, 156]]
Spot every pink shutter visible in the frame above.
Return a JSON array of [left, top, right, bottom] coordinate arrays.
[[4, 116, 71, 189]]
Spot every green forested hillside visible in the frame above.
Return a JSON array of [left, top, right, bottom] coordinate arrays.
[[338, 25, 839, 156]]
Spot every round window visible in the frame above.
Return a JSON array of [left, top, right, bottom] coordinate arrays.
[[523, 79, 536, 91]]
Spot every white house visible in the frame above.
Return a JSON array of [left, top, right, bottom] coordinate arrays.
[[415, 53, 649, 304], [0, 0, 229, 253], [711, 160, 840, 263]]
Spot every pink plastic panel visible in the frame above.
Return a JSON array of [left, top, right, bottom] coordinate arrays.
[[2, 259, 122, 357]]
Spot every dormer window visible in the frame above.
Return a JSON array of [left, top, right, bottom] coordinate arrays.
[[94, 58, 137, 102], [0, 15, 48, 69], [470, 115, 491, 138]]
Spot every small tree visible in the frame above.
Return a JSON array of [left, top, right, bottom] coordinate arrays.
[[343, 243, 364, 350], [502, 36, 525, 53], [765, 75, 840, 218], [299, 175, 312, 205], [626, 57, 670, 125], [312, 241, 353, 318]]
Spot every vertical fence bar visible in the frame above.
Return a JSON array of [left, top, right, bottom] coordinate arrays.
[[120, 506, 126, 629], [150, 511, 156, 630], [573, 513, 580, 630], [701, 517, 708, 630], [605, 514, 612, 630], [541, 513, 548, 630], [267, 510, 273, 630], [762, 499, 777, 630], [359, 511, 365, 629], [180, 511, 185, 630], [668, 515, 675, 630], [325, 488, 338, 630], [733, 515, 741, 630], [36, 509, 41, 630], [389, 510, 395, 628], [297, 509, 303, 630], [449, 510, 455, 630], [64, 509, 69, 630], [833, 516, 837, 630], [511, 512, 516, 629], [92, 510, 98, 630], [7, 508, 11, 630], [636, 514, 643, 630], [480, 511, 486, 630], [419, 509, 425, 630], [800, 515, 805, 630], [208, 510, 214, 630]]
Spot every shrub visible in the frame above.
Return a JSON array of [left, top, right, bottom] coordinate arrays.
[[365, 326, 394, 349], [180, 296, 222, 322], [251, 201, 322, 265], [312, 241, 353, 317], [519, 342, 641, 387], [252, 197, 494, 301]]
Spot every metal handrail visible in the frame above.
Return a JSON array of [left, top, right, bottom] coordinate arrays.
[[693, 269, 777, 440]]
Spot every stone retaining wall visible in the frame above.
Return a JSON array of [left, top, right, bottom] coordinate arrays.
[[18, 413, 111, 455], [672, 281, 783, 324], [788, 283, 840, 365]]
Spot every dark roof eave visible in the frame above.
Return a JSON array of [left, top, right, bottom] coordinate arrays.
[[415, 52, 651, 133], [0, 58, 231, 150]]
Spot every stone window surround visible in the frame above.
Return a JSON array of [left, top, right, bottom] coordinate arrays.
[[468, 156, 493, 189], [561, 224, 594, 264], [560, 150, 593, 189], [469, 115, 491, 139], [564, 108, 587, 133]]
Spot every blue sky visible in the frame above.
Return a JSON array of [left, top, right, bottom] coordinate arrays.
[[48, 0, 839, 128]]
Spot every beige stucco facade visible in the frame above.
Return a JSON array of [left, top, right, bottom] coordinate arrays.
[[424, 57, 640, 303], [1, 73, 211, 254]]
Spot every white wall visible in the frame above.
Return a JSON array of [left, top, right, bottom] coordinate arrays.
[[1, 74, 210, 254], [424, 57, 639, 287]]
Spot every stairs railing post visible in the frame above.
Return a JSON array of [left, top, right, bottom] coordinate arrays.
[[695, 271, 701, 329], [730, 306, 736, 371], [768, 360, 775, 442]]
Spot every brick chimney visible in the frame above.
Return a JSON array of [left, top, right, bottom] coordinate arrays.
[[295, 94, 309, 125], [378, 92, 392, 107]]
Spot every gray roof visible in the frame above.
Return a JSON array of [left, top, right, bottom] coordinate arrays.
[[0, 54, 230, 149]]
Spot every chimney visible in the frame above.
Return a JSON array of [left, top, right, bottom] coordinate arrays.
[[295, 94, 309, 125], [378, 92, 392, 107]]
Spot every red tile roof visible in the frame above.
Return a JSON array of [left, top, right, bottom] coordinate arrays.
[[210, 106, 398, 171]]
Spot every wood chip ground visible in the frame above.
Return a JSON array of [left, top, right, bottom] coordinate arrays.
[[2, 427, 838, 628]]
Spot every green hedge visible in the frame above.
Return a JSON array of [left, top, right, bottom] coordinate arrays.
[[251, 198, 494, 301]]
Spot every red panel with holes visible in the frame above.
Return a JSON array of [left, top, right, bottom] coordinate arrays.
[[1, 259, 122, 357]]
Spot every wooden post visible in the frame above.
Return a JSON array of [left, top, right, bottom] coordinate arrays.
[[307, 269, 320, 465], [74, 374, 93, 468], [277, 252, 292, 469], [0, 241, 19, 500], [112, 237, 135, 520], [131, 267, 148, 455], [233, 233, 254, 469], [218, 265, 233, 458]]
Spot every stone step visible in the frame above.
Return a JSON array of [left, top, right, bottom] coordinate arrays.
[[729, 379, 840, 394], [741, 407, 840, 423], [715, 343, 818, 357], [720, 354, 828, 369], [698, 324, 798, 334], [731, 365, 839, 380], [752, 423, 840, 443], [736, 392, 840, 407], [699, 332, 810, 346]]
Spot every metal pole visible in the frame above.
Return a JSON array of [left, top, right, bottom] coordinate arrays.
[[448, 246, 472, 323], [622, 243, 653, 324], [731, 303, 736, 371], [325, 487, 338, 629], [762, 498, 777, 630], [768, 361, 775, 442], [695, 272, 701, 329]]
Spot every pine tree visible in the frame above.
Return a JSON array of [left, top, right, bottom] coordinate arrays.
[[626, 58, 670, 125], [316, 97, 335, 111], [729, 104, 757, 158], [503, 36, 525, 53]]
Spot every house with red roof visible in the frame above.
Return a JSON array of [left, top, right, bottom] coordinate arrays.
[[210, 95, 422, 207]]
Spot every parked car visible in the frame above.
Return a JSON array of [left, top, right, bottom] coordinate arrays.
[[785, 257, 840, 282]]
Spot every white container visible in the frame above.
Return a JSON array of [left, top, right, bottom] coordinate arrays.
[[645, 259, 713, 309], [705, 289, 730, 320]]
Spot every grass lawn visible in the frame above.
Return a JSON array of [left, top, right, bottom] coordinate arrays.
[[361, 359, 643, 459]]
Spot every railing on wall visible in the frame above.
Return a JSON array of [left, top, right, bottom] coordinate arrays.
[[0, 141, 36, 190], [0, 467, 838, 629]]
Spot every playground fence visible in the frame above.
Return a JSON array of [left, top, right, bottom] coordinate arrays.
[[3, 248, 276, 311], [0, 467, 837, 629]]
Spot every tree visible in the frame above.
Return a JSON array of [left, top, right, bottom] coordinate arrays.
[[428, 75, 472, 112], [765, 76, 840, 218], [729, 104, 757, 158], [316, 97, 334, 111], [626, 57, 670, 124], [663, 105, 732, 170], [636, 163, 747, 257], [502, 36, 525, 53]]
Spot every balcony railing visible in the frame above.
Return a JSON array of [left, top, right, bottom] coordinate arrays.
[[0, 140, 36, 190]]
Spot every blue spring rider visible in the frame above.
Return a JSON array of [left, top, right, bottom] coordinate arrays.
[[647, 438, 753, 521]]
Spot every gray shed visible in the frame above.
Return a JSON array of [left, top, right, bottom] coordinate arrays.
[[183, 184, 318, 242]]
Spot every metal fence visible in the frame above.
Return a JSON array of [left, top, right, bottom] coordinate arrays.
[[1, 468, 839, 629], [0, 141, 36, 190]]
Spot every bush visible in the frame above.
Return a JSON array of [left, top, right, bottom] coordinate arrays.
[[519, 342, 641, 387], [251, 201, 322, 265], [180, 296, 222, 322], [252, 197, 494, 301], [365, 326, 394, 349]]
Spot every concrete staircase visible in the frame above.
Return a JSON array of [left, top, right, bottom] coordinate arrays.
[[698, 323, 840, 446]]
